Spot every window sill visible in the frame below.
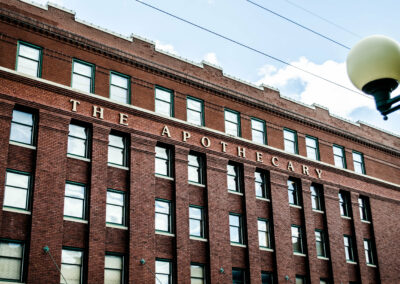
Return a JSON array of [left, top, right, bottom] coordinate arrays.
[[231, 243, 246, 248], [317, 256, 330, 261], [188, 181, 206, 187], [293, 252, 306, 257], [361, 220, 371, 224], [289, 204, 302, 209], [67, 154, 91, 162], [256, 197, 270, 202], [106, 223, 128, 230], [260, 247, 274, 252], [63, 216, 88, 224], [0, 281, 26, 284], [190, 236, 208, 242], [108, 164, 129, 171], [155, 174, 174, 181], [3, 207, 31, 215], [346, 261, 357, 265], [228, 190, 243, 196], [367, 264, 377, 268], [312, 209, 324, 214], [156, 231, 175, 237], [341, 216, 352, 220], [9, 140, 36, 150]]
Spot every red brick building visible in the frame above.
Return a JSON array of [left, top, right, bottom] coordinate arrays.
[[0, 1, 399, 283]]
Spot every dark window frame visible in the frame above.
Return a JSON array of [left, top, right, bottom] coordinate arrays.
[[64, 181, 87, 220], [109, 71, 131, 104], [255, 169, 269, 199], [105, 252, 125, 284], [189, 205, 205, 238], [315, 229, 328, 258], [155, 258, 173, 284], [155, 198, 173, 234], [67, 122, 90, 159], [71, 58, 95, 93], [155, 85, 174, 117], [186, 96, 204, 126], [10, 108, 36, 146], [333, 144, 347, 168], [227, 162, 242, 193], [108, 133, 128, 167], [155, 144, 173, 178], [283, 128, 298, 154], [3, 169, 32, 211], [106, 189, 126, 226], [61, 246, 84, 284], [0, 239, 25, 282], [224, 108, 241, 137], [352, 151, 366, 174], [288, 179, 301, 206], [258, 218, 272, 249], [251, 117, 267, 145], [190, 262, 206, 283], [229, 213, 245, 245], [339, 191, 351, 218], [310, 184, 324, 211], [16, 41, 42, 77], [305, 135, 320, 160], [344, 235, 355, 262], [363, 238, 375, 265], [188, 152, 205, 185], [291, 225, 305, 254]]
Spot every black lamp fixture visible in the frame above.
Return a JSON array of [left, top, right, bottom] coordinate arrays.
[[346, 35, 400, 120]]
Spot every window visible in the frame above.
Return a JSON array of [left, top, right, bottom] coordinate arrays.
[[296, 276, 306, 284], [283, 129, 298, 154], [227, 163, 241, 193], [16, 41, 42, 77], [320, 279, 329, 284], [60, 248, 83, 284], [310, 184, 323, 211], [232, 268, 245, 284], [255, 170, 269, 199], [225, 109, 240, 137], [339, 191, 351, 217], [110, 72, 130, 104], [261, 271, 273, 284], [155, 86, 173, 117], [0, 240, 24, 282], [72, 59, 95, 93], [258, 219, 271, 249], [344, 235, 355, 262], [190, 263, 205, 284], [229, 214, 244, 244], [64, 182, 86, 220], [315, 230, 327, 257], [155, 259, 172, 284], [363, 239, 375, 265], [251, 118, 266, 144], [306, 136, 319, 160], [288, 179, 301, 206], [353, 151, 365, 174], [189, 206, 205, 238], [10, 109, 35, 145], [105, 254, 124, 284], [333, 145, 346, 168], [3, 170, 31, 210], [155, 199, 172, 233], [108, 134, 127, 167], [68, 123, 89, 158], [188, 153, 204, 184], [106, 190, 125, 225], [187, 97, 204, 126], [155, 145, 172, 177], [358, 196, 370, 222], [291, 225, 304, 254]]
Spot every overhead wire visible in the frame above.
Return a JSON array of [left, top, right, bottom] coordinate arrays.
[[133, 0, 373, 100]]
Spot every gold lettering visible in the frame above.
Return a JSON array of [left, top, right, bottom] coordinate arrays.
[[315, 169, 322, 179], [287, 161, 295, 172], [237, 147, 246, 158], [256, 152, 263, 162], [302, 165, 309, 176], [92, 106, 104, 119], [182, 131, 191, 142], [161, 125, 171, 138], [70, 99, 80, 112], [201, 137, 211, 148], [119, 113, 128, 126], [220, 141, 228, 153], [271, 157, 279, 167]]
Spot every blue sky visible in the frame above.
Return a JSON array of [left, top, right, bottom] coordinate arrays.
[[33, 0, 400, 135]]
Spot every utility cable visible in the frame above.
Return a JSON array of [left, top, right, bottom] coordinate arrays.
[[140, 259, 163, 284], [246, 0, 351, 50], [43, 246, 68, 284], [134, 0, 372, 100]]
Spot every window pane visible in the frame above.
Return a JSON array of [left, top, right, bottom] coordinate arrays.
[[187, 99, 202, 112], [108, 147, 124, 165], [0, 242, 23, 257], [307, 147, 317, 159], [6, 172, 29, 188], [61, 264, 81, 284], [0, 258, 21, 280], [111, 74, 128, 88], [333, 146, 343, 156], [155, 261, 170, 274], [10, 123, 33, 144], [225, 111, 238, 123], [19, 44, 40, 60], [259, 231, 267, 247], [156, 159, 168, 176], [12, 110, 33, 125], [105, 255, 123, 269], [156, 100, 171, 116], [65, 184, 85, 199], [225, 121, 238, 136], [334, 156, 344, 168], [156, 147, 168, 159], [110, 85, 128, 103], [284, 130, 295, 141], [230, 227, 240, 243], [156, 274, 170, 284], [306, 137, 316, 147], [104, 269, 122, 284], [156, 201, 169, 214], [155, 214, 169, 231], [72, 74, 91, 93], [191, 265, 203, 277], [17, 57, 39, 76], [251, 119, 264, 131], [188, 167, 200, 183], [107, 191, 124, 206], [190, 219, 201, 237], [229, 215, 239, 226], [109, 135, 124, 148], [189, 207, 201, 219], [64, 197, 84, 218], [62, 250, 82, 265], [68, 137, 86, 157], [284, 140, 295, 153], [252, 130, 264, 144], [227, 176, 237, 191], [156, 88, 171, 102], [354, 162, 363, 174], [187, 109, 202, 125], [74, 62, 92, 76], [106, 204, 123, 224], [69, 124, 86, 139], [4, 187, 27, 209]]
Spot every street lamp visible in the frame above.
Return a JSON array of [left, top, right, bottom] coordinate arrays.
[[346, 35, 400, 120]]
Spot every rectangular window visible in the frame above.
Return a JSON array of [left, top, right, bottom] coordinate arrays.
[[68, 123, 89, 158], [189, 206, 205, 238], [288, 179, 301, 206], [108, 134, 127, 167], [306, 136, 319, 160], [296, 276, 306, 284], [255, 170, 269, 199], [16, 41, 42, 77], [110, 72, 130, 104], [155, 145, 172, 177], [64, 182, 86, 220], [284, 129, 298, 154], [155, 199, 172, 233], [187, 97, 204, 126], [315, 230, 327, 257], [10, 109, 35, 146], [106, 190, 125, 225], [363, 239, 375, 265], [339, 191, 351, 217], [60, 248, 83, 284], [225, 109, 240, 137], [258, 219, 271, 249], [232, 268, 246, 284], [310, 184, 323, 211], [353, 151, 365, 174], [227, 163, 241, 193], [251, 118, 266, 144], [344, 235, 355, 262], [320, 279, 329, 284], [105, 254, 124, 284], [155, 86, 173, 117], [261, 271, 273, 284], [190, 263, 205, 284], [188, 153, 204, 184], [3, 170, 31, 210], [358, 196, 370, 222], [333, 145, 346, 168], [155, 259, 172, 284], [229, 214, 244, 244], [291, 225, 304, 254], [72, 59, 95, 93], [0, 240, 24, 282]]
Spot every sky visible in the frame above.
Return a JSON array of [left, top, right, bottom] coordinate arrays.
[[31, 0, 400, 135]]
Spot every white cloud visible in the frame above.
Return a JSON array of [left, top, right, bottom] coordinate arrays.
[[154, 40, 178, 55], [203, 52, 219, 66], [255, 57, 375, 118]]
